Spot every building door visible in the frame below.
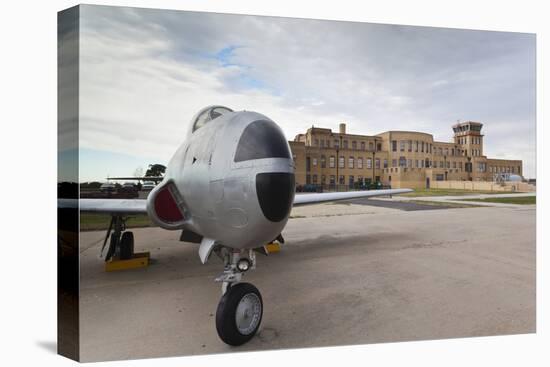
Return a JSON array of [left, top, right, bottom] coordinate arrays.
[[426, 177, 430, 189]]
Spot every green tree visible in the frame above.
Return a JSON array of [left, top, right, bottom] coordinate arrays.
[[145, 164, 166, 177]]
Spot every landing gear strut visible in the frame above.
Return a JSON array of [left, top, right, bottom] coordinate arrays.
[[102, 215, 134, 261], [214, 249, 263, 346]]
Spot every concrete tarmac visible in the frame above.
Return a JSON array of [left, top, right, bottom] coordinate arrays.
[[79, 201, 535, 362]]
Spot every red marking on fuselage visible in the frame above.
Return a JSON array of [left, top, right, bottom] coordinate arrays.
[[154, 184, 184, 223]]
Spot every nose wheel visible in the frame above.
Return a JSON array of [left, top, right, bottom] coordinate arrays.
[[216, 282, 263, 346], [214, 249, 263, 345]]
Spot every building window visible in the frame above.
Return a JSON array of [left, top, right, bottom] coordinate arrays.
[[314, 139, 319, 147], [408, 140, 412, 152], [375, 158, 380, 169], [392, 140, 397, 152], [312, 158, 318, 167], [384, 159, 388, 168], [339, 175, 345, 185], [352, 141, 357, 150], [321, 175, 326, 184], [329, 156, 335, 168], [334, 139, 339, 149], [361, 142, 366, 150], [326, 140, 330, 148], [357, 157, 363, 169], [392, 159, 397, 167], [367, 158, 372, 169], [348, 175, 354, 188], [400, 141, 405, 152], [343, 140, 348, 149], [369, 141, 374, 151], [399, 157, 406, 167], [348, 156, 354, 169], [312, 174, 318, 184], [306, 157, 311, 171], [320, 140, 325, 148], [330, 175, 335, 185], [415, 141, 419, 152], [339, 156, 345, 168], [421, 141, 424, 152], [321, 155, 326, 168], [377, 143, 381, 151]]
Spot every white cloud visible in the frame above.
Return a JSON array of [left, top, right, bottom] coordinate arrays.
[[78, 5, 536, 178]]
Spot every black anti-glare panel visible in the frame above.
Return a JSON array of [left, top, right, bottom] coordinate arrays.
[[234, 120, 291, 162]]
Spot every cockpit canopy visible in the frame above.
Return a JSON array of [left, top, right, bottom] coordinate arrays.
[[192, 106, 233, 133]]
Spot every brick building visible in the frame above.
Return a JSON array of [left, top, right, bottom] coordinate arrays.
[[289, 121, 522, 189]]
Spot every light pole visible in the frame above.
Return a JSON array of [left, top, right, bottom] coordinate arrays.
[[444, 155, 447, 181], [372, 150, 376, 185], [335, 135, 343, 191]]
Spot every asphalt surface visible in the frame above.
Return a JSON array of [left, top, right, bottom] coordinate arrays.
[[79, 199, 536, 362], [334, 198, 454, 210]]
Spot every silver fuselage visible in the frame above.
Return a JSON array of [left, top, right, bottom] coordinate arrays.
[[146, 109, 295, 250]]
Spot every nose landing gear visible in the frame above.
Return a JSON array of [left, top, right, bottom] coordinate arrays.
[[216, 282, 263, 346], [214, 249, 263, 346]]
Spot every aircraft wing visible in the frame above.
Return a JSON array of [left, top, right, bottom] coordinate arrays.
[[106, 176, 164, 182], [59, 188, 412, 214], [292, 188, 413, 206], [58, 198, 148, 215]]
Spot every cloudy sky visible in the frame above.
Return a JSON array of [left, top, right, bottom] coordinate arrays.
[[78, 5, 536, 181]]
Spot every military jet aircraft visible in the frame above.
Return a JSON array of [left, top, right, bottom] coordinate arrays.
[[67, 106, 412, 346]]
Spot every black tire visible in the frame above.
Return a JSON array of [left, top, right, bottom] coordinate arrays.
[[216, 282, 263, 346], [119, 231, 134, 260]]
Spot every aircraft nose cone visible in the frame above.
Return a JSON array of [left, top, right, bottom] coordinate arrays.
[[255, 172, 295, 222]]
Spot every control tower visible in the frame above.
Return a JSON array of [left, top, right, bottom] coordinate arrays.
[[453, 121, 484, 158]]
